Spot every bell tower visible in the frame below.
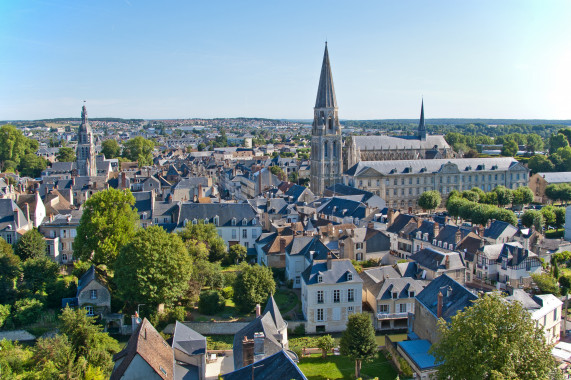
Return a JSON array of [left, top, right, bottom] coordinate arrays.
[[76, 102, 96, 177], [310, 43, 342, 195]]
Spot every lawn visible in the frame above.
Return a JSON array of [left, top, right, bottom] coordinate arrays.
[[546, 228, 564, 238], [274, 288, 299, 314], [298, 352, 398, 380], [289, 333, 408, 351]]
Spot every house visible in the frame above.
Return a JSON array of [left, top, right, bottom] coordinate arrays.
[[397, 274, 478, 379], [529, 172, 571, 203], [360, 266, 426, 331], [255, 231, 294, 268], [483, 219, 518, 245], [63, 265, 111, 318], [39, 209, 82, 264], [285, 236, 331, 288], [301, 257, 363, 333], [233, 295, 292, 370], [409, 247, 466, 284], [15, 192, 46, 228], [506, 289, 563, 345], [222, 350, 307, 380], [111, 318, 207, 380], [0, 198, 32, 245], [338, 227, 391, 263]]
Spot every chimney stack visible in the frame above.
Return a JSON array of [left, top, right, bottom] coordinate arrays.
[[445, 255, 450, 269], [255, 303, 261, 318], [437, 291, 443, 319], [198, 183, 203, 198], [279, 238, 286, 254], [433, 222, 440, 238], [455, 230, 462, 245], [387, 209, 394, 226], [242, 337, 255, 367], [121, 172, 126, 189], [23, 203, 30, 226], [254, 332, 265, 356], [327, 252, 332, 270]]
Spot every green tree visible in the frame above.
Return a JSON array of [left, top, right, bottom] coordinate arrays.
[[34, 334, 83, 379], [339, 313, 377, 378], [527, 155, 554, 173], [18, 153, 47, 178], [21, 257, 59, 294], [512, 186, 534, 207], [13, 298, 44, 326], [417, 190, 442, 212], [122, 136, 155, 166], [198, 290, 225, 315], [501, 139, 518, 157], [14, 228, 47, 261], [114, 226, 192, 310], [228, 244, 247, 265], [59, 306, 120, 376], [521, 209, 544, 230], [549, 133, 569, 154], [553, 207, 565, 228], [431, 293, 558, 380], [233, 263, 276, 313], [0, 304, 10, 328], [178, 221, 227, 262], [0, 339, 34, 378], [532, 273, 560, 295], [492, 186, 513, 206], [541, 206, 557, 227], [461, 190, 480, 202], [270, 165, 287, 181], [525, 134, 544, 154], [0, 239, 21, 304], [0, 124, 39, 168], [74, 188, 139, 266], [101, 139, 121, 159], [316, 334, 336, 358], [56, 147, 76, 162]]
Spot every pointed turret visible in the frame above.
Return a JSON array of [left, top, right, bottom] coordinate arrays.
[[418, 99, 426, 141], [263, 294, 287, 331], [315, 43, 337, 109]]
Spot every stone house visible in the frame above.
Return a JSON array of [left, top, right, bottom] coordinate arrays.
[[338, 227, 391, 262], [409, 247, 466, 284]]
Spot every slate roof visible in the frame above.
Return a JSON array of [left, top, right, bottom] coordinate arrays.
[[111, 318, 174, 380], [233, 311, 284, 369], [484, 220, 517, 240], [172, 321, 206, 356], [177, 203, 258, 227], [263, 295, 287, 332], [386, 214, 416, 234], [394, 261, 419, 278], [377, 278, 426, 300], [346, 157, 522, 177], [360, 266, 404, 296], [317, 197, 367, 219], [223, 350, 306, 380], [350, 135, 450, 152], [287, 236, 331, 262], [537, 172, 571, 184], [302, 259, 362, 286], [77, 265, 98, 294], [409, 247, 466, 272], [0, 198, 28, 231], [284, 184, 309, 203], [415, 274, 478, 322]]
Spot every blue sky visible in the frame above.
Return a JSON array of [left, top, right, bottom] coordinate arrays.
[[1, 1, 570, 120]]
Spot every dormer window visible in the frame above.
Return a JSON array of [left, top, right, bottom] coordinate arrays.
[[433, 239, 437, 245], [392, 292, 398, 299], [347, 273, 353, 281], [252, 219, 256, 225], [443, 243, 448, 249], [214, 215, 219, 226], [318, 275, 323, 283], [409, 291, 415, 298], [204, 218, 209, 224], [242, 218, 248, 226], [183, 219, 188, 227], [232, 218, 237, 226], [192, 218, 197, 225], [416, 231, 422, 239], [423, 233, 428, 242]]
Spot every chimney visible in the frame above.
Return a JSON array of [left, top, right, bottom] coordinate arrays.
[[350, 229, 355, 237], [255, 303, 261, 317], [242, 337, 255, 367], [417, 217, 423, 228], [487, 219, 492, 229], [254, 332, 265, 356], [121, 172, 126, 189], [479, 226, 485, 237], [198, 183, 203, 198], [150, 190, 155, 213], [131, 313, 142, 334], [367, 222, 374, 229], [279, 238, 286, 254], [445, 255, 450, 269], [258, 172, 262, 194], [23, 203, 30, 226], [44, 186, 49, 197], [437, 291, 443, 319], [309, 250, 315, 261], [13, 209, 19, 228], [387, 209, 394, 226], [72, 177, 76, 186], [327, 252, 332, 270], [455, 230, 462, 245], [433, 222, 440, 238]]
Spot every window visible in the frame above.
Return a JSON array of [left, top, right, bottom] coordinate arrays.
[[392, 292, 398, 299], [348, 306, 354, 314], [324, 142, 328, 157], [160, 366, 167, 376], [318, 275, 323, 283], [242, 218, 248, 226], [242, 229, 247, 239], [252, 229, 258, 239], [90, 290, 97, 299], [204, 218, 209, 224], [317, 309, 324, 321], [214, 216, 219, 226], [379, 304, 389, 313], [62, 253, 68, 262], [231, 218, 237, 226], [554, 308, 558, 322], [400, 303, 408, 313], [232, 229, 237, 239], [317, 290, 324, 303], [85, 306, 94, 316], [355, 243, 363, 250], [409, 291, 415, 298], [333, 290, 340, 303], [6, 234, 12, 244], [347, 273, 353, 281], [295, 276, 300, 285], [348, 289, 354, 302]]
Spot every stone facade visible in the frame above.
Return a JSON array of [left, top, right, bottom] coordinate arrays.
[[76, 104, 96, 177]]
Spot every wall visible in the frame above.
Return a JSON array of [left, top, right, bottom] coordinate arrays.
[[163, 321, 307, 336]]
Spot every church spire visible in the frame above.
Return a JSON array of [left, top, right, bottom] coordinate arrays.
[[418, 98, 426, 141], [81, 102, 88, 125], [315, 43, 337, 109]]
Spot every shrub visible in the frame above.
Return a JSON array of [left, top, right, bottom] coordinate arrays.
[[293, 323, 305, 336], [0, 304, 10, 328], [198, 290, 225, 315], [222, 271, 237, 288], [221, 286, 234, 299], [398, 356, 413, 377], [13, 298, 43, 326]]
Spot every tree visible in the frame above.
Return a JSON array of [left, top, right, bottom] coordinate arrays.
[[501, 139, 518, 157], [59, 306, 119, 376], [525, 133, 544, 154], [461, 190, 480, 202], [541, 206, 557, 227], [270, 165, 287, 181], [521, 210, 544, 230], [13, 298, 44, 326], [101, 139, 121, 159], [18, 153, 47, 178], [512, 186, 534, 207], [14, 228, 47, 261], [34, 334, 83, 379], [21, 257, 59, 294], [228, 244, 247, 265], [316, 334, 335, 358], [56, 147, 76, 162], [114, 226, 192, 310], [74, 188, 139, 266], [553, 207, 566, 228], [417, 190, 441, 212], [0, 239, 21, 304], [549, 133, 569, 154], [339, 313, 377, 378], [532, 273, 560, 295], [233, 263, 276, 313], [0, 304, 10, 328], [122, 136, 155, 166], [198, 290, 225, 315], [431, 293, 558, 380], [492, 186, 513, 206], [528, 155, 554, 173], [178, 221, 227, 262], [0, 124, 39, 168]]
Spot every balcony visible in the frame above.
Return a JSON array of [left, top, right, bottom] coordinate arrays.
[[377, 312, 409, 320]]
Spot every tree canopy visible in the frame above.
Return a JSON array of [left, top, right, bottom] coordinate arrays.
[[101, 139, 121, 159], [521, 209, 544, 230], [431, 293, 559, 380], [233, 263, 275, 313], [74, 188, 139, 267], [114, 226, 193, 310], [339, 313, 377, 378], [178, 221, 227, 262], [56, 147, 76, 162], [0, 125, 39, 169], [418, 190, 441, 211], [14, 228, 47, 261], [122, 136, 155, 166]]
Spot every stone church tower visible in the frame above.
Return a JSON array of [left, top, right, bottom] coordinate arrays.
[[76, 103, 96, 177], [310, 43, 342, 195]]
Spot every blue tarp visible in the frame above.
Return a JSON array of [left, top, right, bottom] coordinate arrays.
[[398, 339, 437, 370]]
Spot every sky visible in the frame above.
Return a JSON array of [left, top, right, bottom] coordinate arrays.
[[1, 1, 570, 121]]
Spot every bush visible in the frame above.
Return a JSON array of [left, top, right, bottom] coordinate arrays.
[[293, 323, 305, 336], [198, 290, 226, 315], [272, 267, 286, 282], [222, 271, 237, 288], [0, 304, 10, 328], [398, 356, 413, 377], [221, 286, 234, 299], [13, 298, 43, 326]]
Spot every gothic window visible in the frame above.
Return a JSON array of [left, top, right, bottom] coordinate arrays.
[[324, 142, 328, 158], [333, 141, 337, 157], [328, 118, 333, 130]]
